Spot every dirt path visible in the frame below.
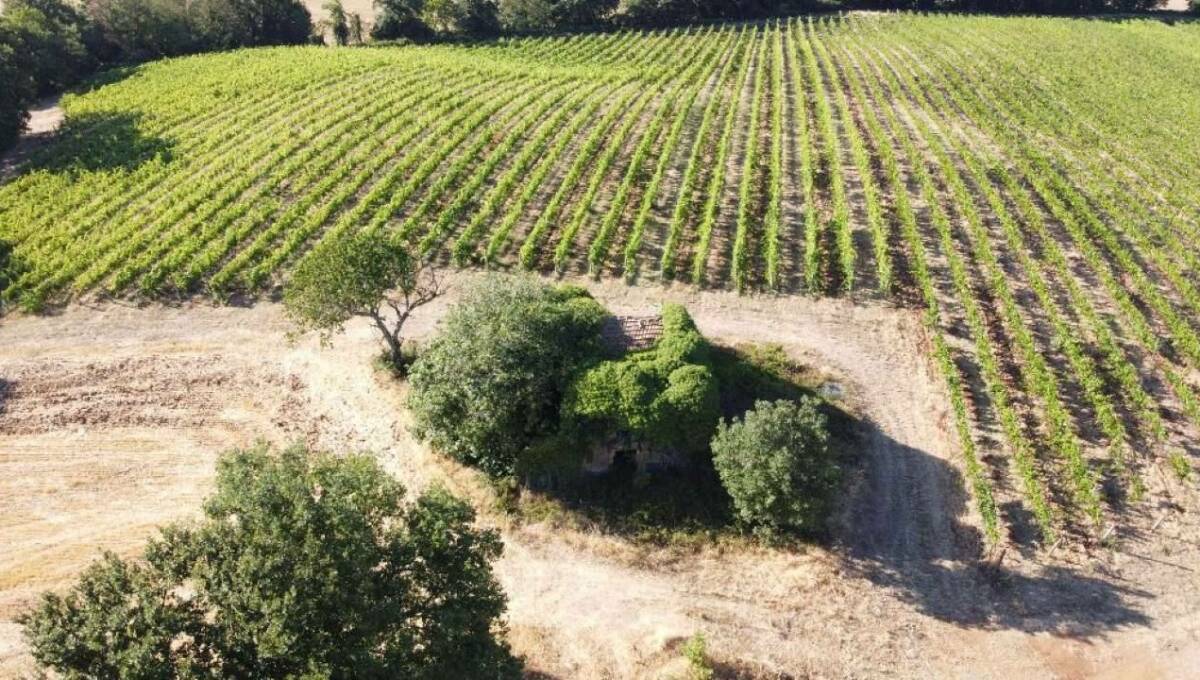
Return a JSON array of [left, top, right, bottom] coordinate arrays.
[[1, 275, 1197, 678]]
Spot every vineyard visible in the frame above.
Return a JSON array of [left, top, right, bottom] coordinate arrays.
[[1, 14, 1199, 547]]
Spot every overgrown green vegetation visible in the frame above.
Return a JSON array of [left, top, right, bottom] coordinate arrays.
[[565, 304, 720, 454], [409, 276, 848, 544], [18, 444, 521, 679]]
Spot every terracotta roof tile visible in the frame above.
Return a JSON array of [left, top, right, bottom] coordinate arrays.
[[600, 315, 664, 353]]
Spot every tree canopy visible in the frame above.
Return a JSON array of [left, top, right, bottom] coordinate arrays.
[[711, 397, 838, 538], [407, 276, 607, 477], [19, 444, 522, 679], [284, 232, 441, 368]]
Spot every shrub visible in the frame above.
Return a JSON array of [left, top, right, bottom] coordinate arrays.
[[682, 631, 715, 680], [19, 444, 521, 678], [284, 232, 441, 369], [1192, 0, 1199, 15], [711, 397, 838, 538], [408, 275, 607, 477]]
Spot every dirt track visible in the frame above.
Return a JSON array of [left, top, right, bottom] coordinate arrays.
[[1, 275, 1198, 678]]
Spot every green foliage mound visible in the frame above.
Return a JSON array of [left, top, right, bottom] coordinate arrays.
[[711, 397, 838, 538], [565, 303, 720, 453], [19, 444, 521, 679], [407, 276, 607, 477]]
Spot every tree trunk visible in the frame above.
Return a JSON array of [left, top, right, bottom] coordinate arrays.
[[370, 312, 403, 368]]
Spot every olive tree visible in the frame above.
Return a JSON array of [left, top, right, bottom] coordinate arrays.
[[711, 397, 838, 538], [20, 444, 522, 679], [407, 276, 606, 477], [284, 232, 442, 369]]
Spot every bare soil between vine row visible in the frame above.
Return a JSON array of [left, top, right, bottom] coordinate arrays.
[[1, 273, 1197, 678]]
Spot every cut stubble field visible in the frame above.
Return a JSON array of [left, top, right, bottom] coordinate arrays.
[[1, 275, 1198, 678]]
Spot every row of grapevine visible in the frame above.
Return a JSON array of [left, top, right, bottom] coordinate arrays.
[[686, 26, 758, 285], [658, 27, 750, 280], [586, 27, 732, 276]]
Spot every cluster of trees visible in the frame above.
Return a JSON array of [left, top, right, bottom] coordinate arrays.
[[402, 274, 838, 537], [21, 445, 522, 678], [0, 0, 313, 150], [282, 238, 839, 537], [372, 0, 819, 39], [370, 0, 1175, 40]]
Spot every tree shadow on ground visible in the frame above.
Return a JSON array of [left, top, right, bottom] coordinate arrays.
[[0, 378, 11, 417], [18, 110, 173, 177], [836, 419, 1152, 638]]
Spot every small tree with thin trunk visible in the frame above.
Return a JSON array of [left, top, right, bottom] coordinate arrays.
[[284, 232, 442, 370]]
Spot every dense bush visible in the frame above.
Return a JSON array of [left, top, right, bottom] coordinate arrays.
[[191, 0, 313, 51], [1192, 0, 1199, 14], [86, 0, 199, 60], [19, 444, 521, 678], [552, 0, 619, 25], [408, 276, 607, 477], [498, 0, 617, 31], [87, 0, 313, 60], [711, 398, 838, 537], [565, 304, 720, 453], [0, 1, 94, 95], [498, 0, 554, 31]]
